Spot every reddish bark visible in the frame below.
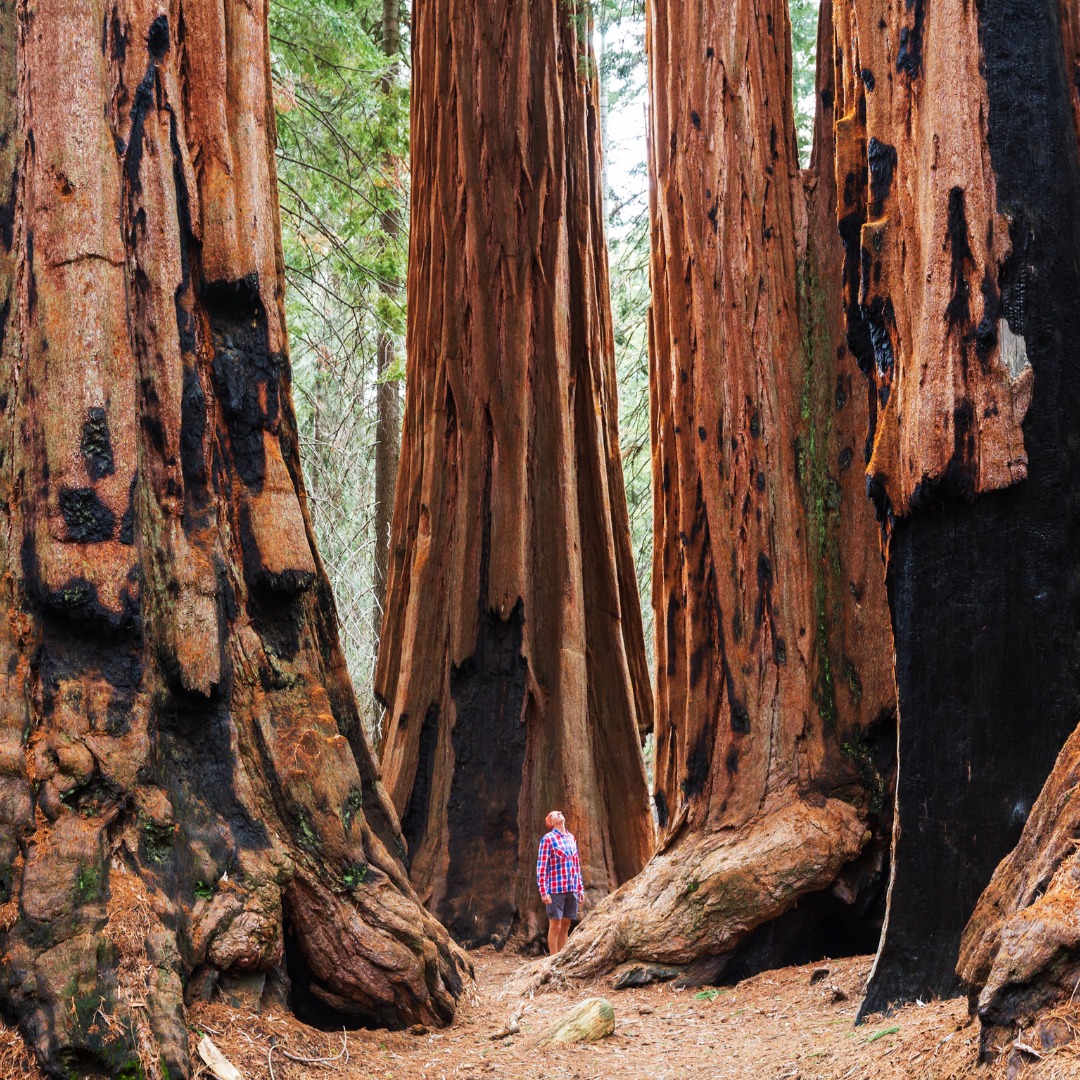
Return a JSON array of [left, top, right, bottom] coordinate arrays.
[[0, 3, 467, 1076], [374, 0, 654, 947], [534, 0, 895, 984], [833, 0, 1030, 528], [834, 0, 1080, 1015]]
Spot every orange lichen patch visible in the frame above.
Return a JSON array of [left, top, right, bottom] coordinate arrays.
[[834, 0, 1030, 526]]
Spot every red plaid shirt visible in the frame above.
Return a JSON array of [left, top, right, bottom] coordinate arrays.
[[537, 830, 583, 896]]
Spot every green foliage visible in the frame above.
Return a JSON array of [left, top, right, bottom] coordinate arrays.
[[271, 0, 408, 738], [609, 206, 654, 658], [194, 880, 214, 902], [342, 863, 370, 888], [790, 0, 821, 166], [597, 2, 655, 660]]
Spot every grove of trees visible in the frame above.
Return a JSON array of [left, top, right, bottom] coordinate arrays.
[[1, 0, 1080, 1075]]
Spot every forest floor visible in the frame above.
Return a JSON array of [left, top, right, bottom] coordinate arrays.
[[3, 948, 1080, 1079]]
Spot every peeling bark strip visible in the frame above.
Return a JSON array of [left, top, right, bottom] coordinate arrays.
[[0, 3, 468, 1076], [536, 0, 895, 982], [834, 0, 1030, 531], [374, 0, 654, 946], [835, 0, 1080, 1017]]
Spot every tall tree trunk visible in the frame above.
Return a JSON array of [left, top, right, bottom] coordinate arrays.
[[373, 0, 654, 948], [0, 3, 468, 1077], [956, 1, 1080, 1056], [536, 0, 896, 984], [371, 0, 403, 748], [832, 0, 1080, 1017]]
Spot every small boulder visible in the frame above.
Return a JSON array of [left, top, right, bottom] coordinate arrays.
[[537, 998, 615, 1047]]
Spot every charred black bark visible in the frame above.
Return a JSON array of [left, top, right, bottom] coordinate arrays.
[[860, 0, 1080, 1016], [443, 602, 528, 946]]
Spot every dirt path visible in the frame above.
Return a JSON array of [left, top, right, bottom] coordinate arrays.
[[4, 950, 1080, 1078]]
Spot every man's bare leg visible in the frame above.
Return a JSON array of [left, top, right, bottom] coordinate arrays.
[[548, 918, 571, 954], [555, 918, 570, 952]]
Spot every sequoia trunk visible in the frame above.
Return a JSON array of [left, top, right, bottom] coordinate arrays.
[[832, 0, 1080, 1016], [956, 0, 1080, 1057], [536, 0, 896, 983], [373, 0, 654, 946], [0, 3, 468, 1077]]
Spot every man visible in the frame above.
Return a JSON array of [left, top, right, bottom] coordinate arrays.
[[536, 810, 585, 954]]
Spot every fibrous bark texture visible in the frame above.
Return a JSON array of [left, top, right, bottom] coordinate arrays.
[[957, 0, 1080, 1053], [834, 3, 1030, 525], [0, 3, 468, 1077], [374, 0, 654, 947], [539, 0, 895, 983], [833, 0, 1080, 1016]]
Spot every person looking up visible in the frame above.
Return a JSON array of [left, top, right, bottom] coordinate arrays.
[[536, 810, 584, 954]]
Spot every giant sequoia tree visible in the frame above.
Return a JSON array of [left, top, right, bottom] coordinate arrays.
[[832, 0, 1080, 1015], [0, 2, 467, 1076], [537, 0, 896, 982], [373, 0, 654, 947], [954, 0, 1080, 1055]]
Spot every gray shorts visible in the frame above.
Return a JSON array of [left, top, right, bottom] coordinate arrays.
[[545, 892, 579, 920]]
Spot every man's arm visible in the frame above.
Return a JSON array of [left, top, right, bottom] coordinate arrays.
[[537, 835, 552, 903]]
